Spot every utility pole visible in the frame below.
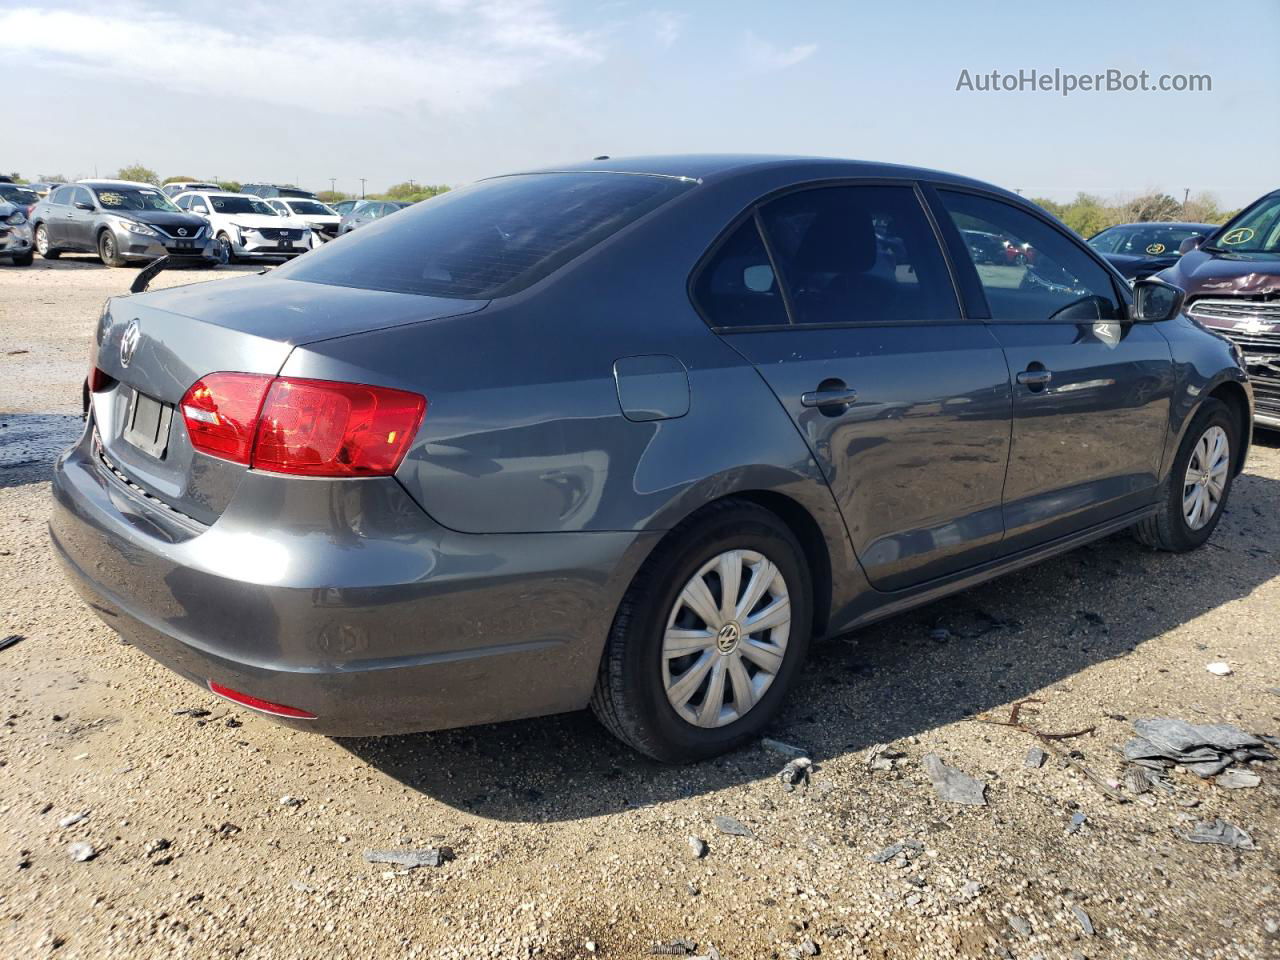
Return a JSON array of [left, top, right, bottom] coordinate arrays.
[[329, 177, 337, 196], [1182, 187, 1190, 213], [408, 178, 416, 191], [359, 178, 367, 198]]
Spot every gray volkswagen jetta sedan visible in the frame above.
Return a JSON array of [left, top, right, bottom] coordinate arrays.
[[51, 156, 1252, 761]]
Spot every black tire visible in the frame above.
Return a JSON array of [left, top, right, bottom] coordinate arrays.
[[590, 499, 813, 762], [216, 233, 240, 265], [98, 230, 127, 268], [1134, 398, 1237, 552], [10, 251, 33, 267], [34, 224, 59, 260]]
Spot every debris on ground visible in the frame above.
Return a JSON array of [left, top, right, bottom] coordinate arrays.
[[1009, 916, 1032, 937], [712, 815, 753, 838], [0, 633, 24, 653], [145, 838, 171, 857], [959, 880, 982, 899], [57, 811, 89, 828], [648, 938, 698, 955], [278, 795, 305, 807], [865, 743, 893, 772], [761, 738, 809, 759], [687, 836, 708, 859], [779, 757, 812, 792], [1205, 662, 1232, 676], [1071, 905, 1094, 937], [1066, 812, 1086, 835], [1215, 770, 1261, 789], [1181, 819, 1256, 850], [867, 839, 923, 864], [362, 847, 455, 869], [1024, 746, 1046, 769], [67, 842, 96, 862], [172, 707, 211, 717], [1122, 718, 1271, 782], [922, 753, 986, 806]]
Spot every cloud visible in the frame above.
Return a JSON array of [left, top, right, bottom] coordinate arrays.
[[653, 11, 685, 49], [742, 30, 817, 71], [0, 1, 601, 116]]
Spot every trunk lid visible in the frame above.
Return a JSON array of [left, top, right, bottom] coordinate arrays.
[[91, 274, 485, 525]]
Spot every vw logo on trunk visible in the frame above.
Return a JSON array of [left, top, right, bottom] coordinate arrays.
[[119, 320, 141, 367]]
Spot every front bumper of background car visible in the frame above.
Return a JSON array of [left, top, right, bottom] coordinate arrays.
[[0, 221, 33, 257]]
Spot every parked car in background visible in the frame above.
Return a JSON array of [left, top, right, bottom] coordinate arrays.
[[52, 156, 1250, 762], [1088, 221, 1218, 281], [30, 180, 217, 267], [240, 183, 317, 200], [0, 182, 41, 216], [162, 181, 223, 199], [0, 198, 34, 265], [264, 197, 342, 242], [1156, 191, 1280, 430], [25, 181, 63, 198], [331, 199, 362, 216], [337, 199, 409, 234], [174, 190, 313, 262]]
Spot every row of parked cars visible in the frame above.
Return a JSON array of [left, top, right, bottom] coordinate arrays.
[[0, 176, 411, 269]]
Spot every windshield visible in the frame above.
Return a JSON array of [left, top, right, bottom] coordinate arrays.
[[1088, 225, 1209, 257], [278, 172, 695, 299], [0, 184, 39, 206], [94, 188, 181, 212], [1207, 194, 1280, 255], [209, 196, 278, 215], [286, 200, 335, 216]]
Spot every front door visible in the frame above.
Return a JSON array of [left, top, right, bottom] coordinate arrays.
[[931, 188, 1174, 549], [66, 187, 97, 250], [695, 183, 1013, 591]]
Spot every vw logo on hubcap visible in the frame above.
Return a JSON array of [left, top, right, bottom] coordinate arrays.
[[716, 621, 741, 654]]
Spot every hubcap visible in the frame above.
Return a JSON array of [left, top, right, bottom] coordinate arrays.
[[661, 549, 791, 729], [1182, 424, 1229, 531], [36, 227, 47, 254]]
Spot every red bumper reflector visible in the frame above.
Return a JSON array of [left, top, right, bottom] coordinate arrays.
[[207, 680, 317, 719]]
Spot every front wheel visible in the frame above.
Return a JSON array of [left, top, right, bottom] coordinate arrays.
[[35, 224, 59, 259], [10, 251, 34, 266], [98, 230, 127, 268], [1134, 398, 1237, 552], [591, 500, 812, 762]]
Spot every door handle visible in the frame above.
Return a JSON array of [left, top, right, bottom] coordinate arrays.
[[1016, 368, 1053, 387], [801, 387, 859, 408]]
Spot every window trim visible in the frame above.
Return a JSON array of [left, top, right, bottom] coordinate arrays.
[[687, 177, 969, 334], [922, 182, 1132, 323]]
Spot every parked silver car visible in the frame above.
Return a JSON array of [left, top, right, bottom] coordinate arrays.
[[0, 198, 33, 265], [31, 180, 218, 267]]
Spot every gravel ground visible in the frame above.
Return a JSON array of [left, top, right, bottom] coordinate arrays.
[[2, 258, 1278, 960]]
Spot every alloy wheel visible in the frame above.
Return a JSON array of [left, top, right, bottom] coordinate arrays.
[[661, 549, 791, 728], [35, 226, 48, 255], [1182, 424, 1229, 531]]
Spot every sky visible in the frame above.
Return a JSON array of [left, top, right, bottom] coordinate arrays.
[[3, 0, 1277, 206]]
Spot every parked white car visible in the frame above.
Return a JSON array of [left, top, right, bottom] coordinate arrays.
[[264, 197, 342, 242], [161, 181, 223, 199], [173, 191, 314, 261]]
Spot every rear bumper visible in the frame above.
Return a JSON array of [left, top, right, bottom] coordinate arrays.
[[50, 429, 654, 736], [0, 223, 32, 256]]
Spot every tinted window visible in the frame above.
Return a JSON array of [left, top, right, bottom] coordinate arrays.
[[280, 172, 694, 299], [49, 186, 74, 205], [209, 195, 277, 215], [759, 185, 958, 325], [73, 187, 94, 207], [1209, 193, 1280, 255], [939, 191, 1120, 321], [693, 217, 788, 329], [175, 195, 191, 210]]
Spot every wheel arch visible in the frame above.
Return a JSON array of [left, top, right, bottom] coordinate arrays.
[[1206, 379, 1251, 475]]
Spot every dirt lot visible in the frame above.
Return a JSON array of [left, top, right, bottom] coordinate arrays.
[[2, 257, 1278, 960]]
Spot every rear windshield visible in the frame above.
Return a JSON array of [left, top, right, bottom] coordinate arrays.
[[277, 172, 695, 299]]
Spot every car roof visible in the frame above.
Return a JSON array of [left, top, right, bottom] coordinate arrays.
[[1101, 221, 1219, 230], [77, 179, 157, 189]]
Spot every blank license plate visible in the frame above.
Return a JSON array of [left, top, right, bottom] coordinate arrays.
[[123, 390, 173, 458]]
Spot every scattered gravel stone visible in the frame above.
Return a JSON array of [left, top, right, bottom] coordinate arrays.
[[1024, 746, 1047, 769], [687, 836, 708, 859], [1215, 769, 1261, 789], [1205, 662, 1232, 676], [779, 757, 812, 791], [712, 815, 753, 838], [67, 842, 96, 863], [1010, 916, 1032, 937], [362, 847, 454, 869], [761, 738, 809, 759], [867, 839, 923, 864], [1182, 819, 1256, 850], [57, 811, 89, 828], [922, 753, 987, 806], [145, 838, 171, 857], [1071, 905, 1094, 936], [960, 880, 982, 899], [278, 795, 304, 807], [1066, 812, 1086, 835]]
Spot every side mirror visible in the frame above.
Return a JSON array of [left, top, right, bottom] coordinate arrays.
[[1131, 278, 1185, 323], [1178, 234, 1204, 255], [74, 201, 94, 212]]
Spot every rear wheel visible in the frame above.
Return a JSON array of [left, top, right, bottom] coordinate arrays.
[[591, 500, 812, 762], [35, 224, 59, 259], [98, 230, 127, 268], [1134, 398, 1236, 552]]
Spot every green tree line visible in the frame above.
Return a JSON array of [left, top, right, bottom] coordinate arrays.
[[1029, 191, 1238, 238]]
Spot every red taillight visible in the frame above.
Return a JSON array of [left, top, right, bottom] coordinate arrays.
[[178, 373, 425, 477], [207, 680, 317, 719], [180, 373, 273, 465], [87, 366, 112, 392], [253, 377, 425, 477]]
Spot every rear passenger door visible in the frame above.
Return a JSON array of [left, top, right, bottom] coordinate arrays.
[[929, 188, 1174, 549], [696, 183, 1013, 591]]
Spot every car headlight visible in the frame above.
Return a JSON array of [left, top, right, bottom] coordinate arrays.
[[120, 219, 159, 237], [234, 224, 257, 234], [4, 211, 27, 226]]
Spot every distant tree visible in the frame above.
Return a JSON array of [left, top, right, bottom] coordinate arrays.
[[114, 163, 159, 185], [8, 172, 23, 182], [316, 190, 353, 203], [1118, 192, 1182, 224], [379, 182, 451, 203], [1181, 191, 1230, 225], [217, 180, 242, 193], [163, 175, 198, 184], [36, 173, 68, 184]]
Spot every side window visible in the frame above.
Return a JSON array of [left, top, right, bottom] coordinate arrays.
[[175, 195, 191, 210], [73, 187, 95, 209], [1087, 228, 1121, 254], [191, 196, 209, 214], [938, 190, 1121, 322], [693, 217, 788, 329], [50, 186, 73, 205], [758, 185, 958, 325]]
